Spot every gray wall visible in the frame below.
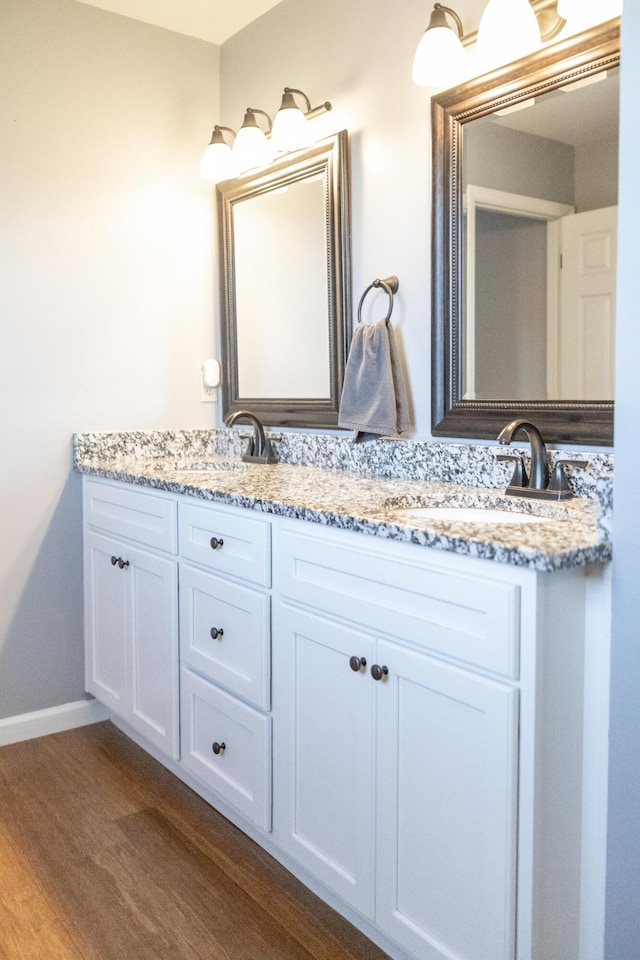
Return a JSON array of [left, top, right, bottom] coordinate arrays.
[[0, 0, 220, 719], [465, 122, 576, 205], [605, 3, 640, 956]]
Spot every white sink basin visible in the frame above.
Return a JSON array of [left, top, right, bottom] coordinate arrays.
[[393, 506, 552, 525]]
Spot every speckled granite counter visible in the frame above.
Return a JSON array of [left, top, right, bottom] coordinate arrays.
[[74, 429, 613, 572]]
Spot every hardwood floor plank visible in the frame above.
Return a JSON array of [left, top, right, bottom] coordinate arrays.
[[0, 722, 389, 960]]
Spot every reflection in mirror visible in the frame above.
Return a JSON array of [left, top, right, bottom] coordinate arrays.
[[463, 68, 618, 402], [218, 131, 351, 427], [431, 19, 619, 444]]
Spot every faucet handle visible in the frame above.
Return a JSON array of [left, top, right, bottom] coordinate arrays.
[[497, 454, 529, 489], [547, 459, 589, 498]]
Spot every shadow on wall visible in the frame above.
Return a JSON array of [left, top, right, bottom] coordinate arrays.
[[0, 471, 86, 721]]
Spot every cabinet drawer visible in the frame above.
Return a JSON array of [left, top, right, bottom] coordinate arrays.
[[179, 502, 271, 586], [277, 526, 520, 679], [180, 563, 270, 710], [180, 667, 272, 831], [83, 478, 177, 554]]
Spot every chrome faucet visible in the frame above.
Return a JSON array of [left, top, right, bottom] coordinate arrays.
[[497, 418, 587, 501], [225, 410, 278, 464]]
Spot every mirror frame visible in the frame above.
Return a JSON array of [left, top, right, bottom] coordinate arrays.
[[218, 130, 351, 428], [431, 19, 620, 445]]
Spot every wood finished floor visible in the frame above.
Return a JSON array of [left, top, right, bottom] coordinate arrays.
[[0, 721, 389, 960]]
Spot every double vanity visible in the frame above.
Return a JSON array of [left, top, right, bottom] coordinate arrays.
[[75, 427, 612, 960]]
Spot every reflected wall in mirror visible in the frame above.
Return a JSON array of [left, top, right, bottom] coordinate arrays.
[[218, 131, 351, 427], [432, 19, 619, 444]]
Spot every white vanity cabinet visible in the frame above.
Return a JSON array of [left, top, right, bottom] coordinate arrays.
[[83, 478, 179, 760], [82, 476, 600, 960], [178, 501, 273, 831], [273, 519, 587, 960]]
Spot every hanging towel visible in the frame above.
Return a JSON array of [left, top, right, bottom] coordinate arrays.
[[338, 319, 410, 441]]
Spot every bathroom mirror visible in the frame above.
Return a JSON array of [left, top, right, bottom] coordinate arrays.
[[218, 130, 351, 427], [431, 19, 619, 445]]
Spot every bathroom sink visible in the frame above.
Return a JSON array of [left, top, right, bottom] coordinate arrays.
[[392, 506, 552, 525]]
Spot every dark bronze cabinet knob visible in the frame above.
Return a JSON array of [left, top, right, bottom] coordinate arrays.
[[210, 536, 224, 550], [111, 555, 118, 566], [210, 626, 224, 640], [349, 655, 367, 672], [118, 558, 129, 570], [370, 664, 389, 681], [211, 741, 226, 755]]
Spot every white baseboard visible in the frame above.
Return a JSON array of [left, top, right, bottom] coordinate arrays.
[[0, 699, 109, 747]]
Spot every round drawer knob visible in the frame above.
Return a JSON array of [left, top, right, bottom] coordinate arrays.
[[110, 555, 118, 566], [349, 655, 367, 672], [211, 741, 226, 756], [210, 536, 224, 551], [210, 627, 224, 640], [118, 558, 129, 570], [370, 664, 389, 681]]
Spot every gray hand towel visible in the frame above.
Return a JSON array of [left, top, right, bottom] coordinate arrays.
[[338, 319, 410, 441]]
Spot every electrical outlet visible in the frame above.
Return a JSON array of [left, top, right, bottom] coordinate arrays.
[[201, 378, 218, 402]]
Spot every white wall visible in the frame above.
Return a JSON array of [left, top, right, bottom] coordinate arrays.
[[0, 0, 220, 719], [605, 4, 640, 956]]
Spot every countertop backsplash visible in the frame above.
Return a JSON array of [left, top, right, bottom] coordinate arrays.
[[73, 427, 613, 544]]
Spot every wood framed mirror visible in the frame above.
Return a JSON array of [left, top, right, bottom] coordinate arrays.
[[218, 130, 351, 428], [431, 19, 619, 445]]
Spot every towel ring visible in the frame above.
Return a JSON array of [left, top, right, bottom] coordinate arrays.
[[357, 275, 399, 324]]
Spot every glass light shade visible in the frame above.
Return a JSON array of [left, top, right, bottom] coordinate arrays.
[[200, 141, 237, 182], [412, 24, 466, 87], [557, 0, 622, 23], [477, 0, 541, 71], [272, 106, 313, 152], [232, 124, 273, 173]]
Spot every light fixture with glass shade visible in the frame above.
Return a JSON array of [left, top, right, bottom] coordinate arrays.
[[200, 125, 238, 183], [232, 108, 274, 173], [271, 87, 333, 152], [412, 3, 466, 88], [477, 0, 541, 70]]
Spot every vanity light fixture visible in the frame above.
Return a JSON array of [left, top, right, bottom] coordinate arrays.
[[232, 108, 274, 173], [200, 125, 238, 183], [477, 0, 541, 70], [412, 4, 466, 88], [271, 87, 332, 153]]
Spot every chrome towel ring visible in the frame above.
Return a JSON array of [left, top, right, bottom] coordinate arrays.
[[357, 275, 399, 324]]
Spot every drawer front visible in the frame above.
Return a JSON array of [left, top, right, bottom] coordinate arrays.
[[83, 478, 177, 554], [277, 526, 520, 679], [180, 563, 271, 710], [180, 667, 272, 831], [179, 502, 271, 586]]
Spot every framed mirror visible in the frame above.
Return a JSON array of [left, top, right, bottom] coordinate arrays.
[[218, 130, 351, 427], [431, 19, 619, 445]]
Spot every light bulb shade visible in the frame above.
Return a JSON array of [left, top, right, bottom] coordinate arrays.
[[232, 111, 273, 172], [477, 0, 541, 71], [557, 0, 622, 23], [412, 24, 466, 87], [272, 104, 313, 152], [200, 139, 237, 182]]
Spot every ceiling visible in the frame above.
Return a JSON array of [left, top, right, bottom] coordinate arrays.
[[74, 0, 285, 44]]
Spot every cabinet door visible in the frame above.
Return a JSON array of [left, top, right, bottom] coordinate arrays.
[[84, 531, 179, 760], [129, 545, 179, 760], [84, 532, 129, 716], [375, 640, 518, 960], [274, 605, 376, 918]]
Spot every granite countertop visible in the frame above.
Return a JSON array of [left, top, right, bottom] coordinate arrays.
[[74, 444, 611, 572]]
